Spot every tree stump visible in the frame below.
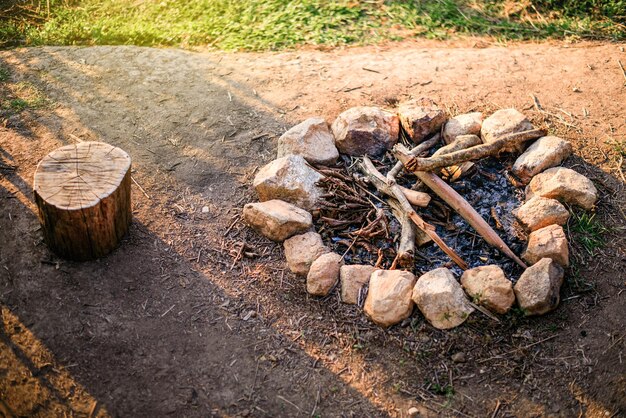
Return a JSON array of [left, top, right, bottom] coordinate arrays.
[[33, 142, 132, 261]]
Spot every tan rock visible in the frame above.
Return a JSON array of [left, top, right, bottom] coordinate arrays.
[[525, 167, 598, 210], [253, 154, 324, 210], [443, 112, 483, 144], [398, 98, 447, 143], [364, 270, 416, 328], [460, 265, 514, 314], [512, 136, 572, 183], [340, 264, 377, 304], [514, 258, 564, 315], [515, 196, 570, 232], [243, 200, 312, 242], [283, 232, 328, 276], [481, 108, 534, 153], [523, 224, 569, 267], [412, 268, 474, 330], [277, 117, 339, 165], [307, 252, 344, 296], [331, 106, 399, 156]]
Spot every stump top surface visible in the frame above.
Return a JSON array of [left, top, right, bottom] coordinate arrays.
[[34, 142, 131, 210]]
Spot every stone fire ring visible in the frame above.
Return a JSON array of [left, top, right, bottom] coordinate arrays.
[[243, 99, 598, 330]]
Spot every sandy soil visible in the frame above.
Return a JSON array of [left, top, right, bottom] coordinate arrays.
[[0, 39, 625, 417]]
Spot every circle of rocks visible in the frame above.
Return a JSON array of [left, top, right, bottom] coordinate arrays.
[[243, 99, 598, 330]]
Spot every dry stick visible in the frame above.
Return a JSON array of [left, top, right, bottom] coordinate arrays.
[[529, 94, 578, 129], [394, 129, 545, 173], [394, 144, 527, 269], [359, 157, 468, 270], [387, 198, 417, 268], [387, 133, 441, 179], [398, 186, 431, 207], [131, 175, 151, 199]]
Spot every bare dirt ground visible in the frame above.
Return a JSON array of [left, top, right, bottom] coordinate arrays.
[[0, 39, 625, 417]]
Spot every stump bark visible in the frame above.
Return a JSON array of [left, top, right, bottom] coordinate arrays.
[[33, 142, 132, 261]]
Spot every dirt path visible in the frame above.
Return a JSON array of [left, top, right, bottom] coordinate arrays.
[[1, 40, 625, 417]]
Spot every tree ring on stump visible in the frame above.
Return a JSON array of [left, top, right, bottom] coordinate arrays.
[[34, 142, 132, 261]]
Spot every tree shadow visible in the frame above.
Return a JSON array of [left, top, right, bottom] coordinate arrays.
[[0, 48, 391, 417]]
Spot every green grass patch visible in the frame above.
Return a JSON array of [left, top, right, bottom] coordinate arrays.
[[570, 211, 607, 255], [0, 67, 10, 82], [1, 0, 624, 50], [0, 76, 49, 115]]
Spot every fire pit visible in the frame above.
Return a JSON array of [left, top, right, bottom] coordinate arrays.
[[243, 99, 598, 330]]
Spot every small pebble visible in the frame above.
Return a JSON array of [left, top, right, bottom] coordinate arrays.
[[451, 352, 467, 363], [201, 206, 210, 213], [408, 406, 420, 417]]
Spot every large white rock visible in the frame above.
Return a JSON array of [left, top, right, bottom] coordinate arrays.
[[514, 258, 564, 316], [243, 200, 312, 242], [526, 167, 598, 210], [481, 108, 534, 153], [460, 265, 514, 314], [364, 270, 416, 328], [283, 232, 328, 276], [307, 252, 344, 296], [331, 106, 399, 156], [522, 224, 569, 267], [398, 98, 447, 143], [512, 136, 572, 183], [412, 268, 474, 330], [277, 117, 339, 165], [515, 196, 570, 232], [253, 154, 324, 210], [340, 264, 377, 305], [443, 112, 483, 144]]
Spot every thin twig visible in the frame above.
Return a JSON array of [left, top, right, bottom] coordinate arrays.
[[310, 385, 322, 417], [277, 395, 301, 412], [478, 334, 559, 363], [131, 175, 150, 199], [618, 60, 626, 84]]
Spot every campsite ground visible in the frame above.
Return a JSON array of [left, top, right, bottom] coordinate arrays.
[[0, 39, 625, 417]]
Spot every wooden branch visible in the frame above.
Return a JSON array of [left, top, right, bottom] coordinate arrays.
[[359, 157, 468, 270], [387, 133, 440, 179], [392, 129, 545, 173], [387, 198, 416, 268], [432, 134, 481, 181], [394, 144, 527, 268], [398, 186, 430, 207]]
